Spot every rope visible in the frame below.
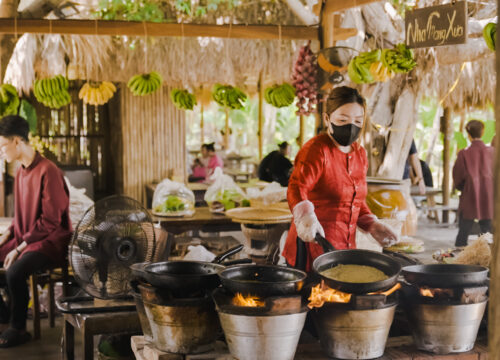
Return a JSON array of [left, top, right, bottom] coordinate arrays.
[[181, 22, 185, 87], [143, 21, 148, 74]]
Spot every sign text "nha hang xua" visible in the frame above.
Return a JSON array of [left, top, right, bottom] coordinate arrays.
[[405, 1, 468, 48]]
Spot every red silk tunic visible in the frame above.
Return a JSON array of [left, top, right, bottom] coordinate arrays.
[[0, 153, 72, 265], [452, 140, 494, 220], [283, 134, 373, 271]]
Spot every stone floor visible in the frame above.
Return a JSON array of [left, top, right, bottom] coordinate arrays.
[[1, 211, 467, 359]]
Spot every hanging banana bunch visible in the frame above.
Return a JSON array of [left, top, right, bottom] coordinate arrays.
[[170, 89, 197, 110], [33, 75, 71, 109], [0, 84, 20, 117], [264, 83, 296, 108], [212, 84, 247, 110], [127, 72, 163, 96], [79, 81, 117, 106]]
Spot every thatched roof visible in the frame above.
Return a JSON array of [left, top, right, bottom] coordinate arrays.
[[4, 33, 306, 94], [3, 0, 497, 111]]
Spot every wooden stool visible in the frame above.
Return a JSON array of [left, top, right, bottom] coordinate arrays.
[[63, 311, 141, 360], [30, 262, 70, 339]]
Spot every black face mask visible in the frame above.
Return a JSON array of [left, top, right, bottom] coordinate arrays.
[[329, 123, 362, 146]]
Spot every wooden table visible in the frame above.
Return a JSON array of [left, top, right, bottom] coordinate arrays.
[[63, 310, 141, 360], [410, 187, 447, 223], [153, 207, 241, 235]]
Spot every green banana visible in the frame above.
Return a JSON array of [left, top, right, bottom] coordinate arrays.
[[483, 22, 496, 51]]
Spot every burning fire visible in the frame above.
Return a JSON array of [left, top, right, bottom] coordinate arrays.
[[420, 288, 435, 297], [308, 282, 402, 309], [233, 293, 265, 307], [419, 287, 454, 298], [308, 282, 352, 309]]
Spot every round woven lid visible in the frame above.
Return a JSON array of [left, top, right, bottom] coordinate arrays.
[[225, 207, 292, 224]]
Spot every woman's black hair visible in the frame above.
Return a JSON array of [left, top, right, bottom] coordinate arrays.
[[326, 86, 365, 115], [202, 142, 216, 152], [0, 115, 29, 142], [278, 141, 289, 150]]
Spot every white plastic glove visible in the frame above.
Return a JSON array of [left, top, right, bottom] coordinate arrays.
[[293, 200, 325, 243]]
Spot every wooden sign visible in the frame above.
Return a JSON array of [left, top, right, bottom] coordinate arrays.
[[405, 1, 467, 48]]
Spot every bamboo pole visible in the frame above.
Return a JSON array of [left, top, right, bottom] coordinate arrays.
[[489, 10, 500, 355], [200, 102, 204, 145], [258, 73, 264, 160], [224, 107, 229, 150], [441, 107, 452, 223], [298, 115, 305, 147], [324, 0, 380, 14], [0, 18, 329, 40]]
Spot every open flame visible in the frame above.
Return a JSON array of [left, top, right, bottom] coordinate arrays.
[[420, 288, 435, 297], [308, 282, 352, 309], [308, 282, 402, 309], [419, 287, 454, 298], [232, 293, 265, 307]]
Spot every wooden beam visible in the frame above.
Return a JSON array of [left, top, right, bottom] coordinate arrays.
[[324, 0, 380, 14], [0, 18, 321, 40]]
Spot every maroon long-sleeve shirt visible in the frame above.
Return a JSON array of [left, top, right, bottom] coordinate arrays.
[[0, 152, 72, 265], [452, 140, 494, 220]]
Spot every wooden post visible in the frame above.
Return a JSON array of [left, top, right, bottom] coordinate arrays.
[[441, 107, 452, 223], [298, 115, 305, 147], [200, 102, 204, 145], [258, 73, 264, 160], [224, 108, 229, 150], [489, 13, 500, 356]]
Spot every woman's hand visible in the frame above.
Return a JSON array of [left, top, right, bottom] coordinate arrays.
[[3, 249, 19, 269], [369, 221, 398, 247], [293, 200, 325, 243]]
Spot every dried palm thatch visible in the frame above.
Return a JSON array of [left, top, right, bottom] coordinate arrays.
[[4, 31, 304, 95]]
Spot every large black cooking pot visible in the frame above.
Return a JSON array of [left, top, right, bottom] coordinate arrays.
[[402, 264, 489, 288], [131, 245, 249, 297], [312, 234, 402, 294], [218, 264, 307, 297]]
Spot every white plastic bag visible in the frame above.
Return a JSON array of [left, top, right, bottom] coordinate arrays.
[[204, 168, 249, 212], [246, 182, 287, 207], [65, 177, 94, 226], [183, 245, 216, 262], [152, 179, 195, 217]]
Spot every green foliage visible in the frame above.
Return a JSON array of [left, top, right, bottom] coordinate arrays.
[[19, 100, 37, 134], [95, 0, 165, 22], [454, 131, 467, 151], [482, 120, 496, 144]]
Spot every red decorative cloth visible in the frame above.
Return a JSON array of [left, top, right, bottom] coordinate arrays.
[[453, 140, 494, 220], [283, 134, 373, 271], [0, 153, 72, 265]]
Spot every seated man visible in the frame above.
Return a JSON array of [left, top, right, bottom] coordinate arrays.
[[0, 115, 72, 347]]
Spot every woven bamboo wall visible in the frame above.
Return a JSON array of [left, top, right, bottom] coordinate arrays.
[[120, 85, 186, 205]]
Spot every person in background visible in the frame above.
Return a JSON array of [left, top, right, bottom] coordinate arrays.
[[0, 115, 72, 347], [201, 142, 223, 177], [403, 139, 426, 194], [258, 142, 293, 186], [453, 120, 494, 247]]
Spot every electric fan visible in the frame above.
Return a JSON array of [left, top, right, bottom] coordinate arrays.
[[69, 195, 156, 300], [317, 47, 357, 93]]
